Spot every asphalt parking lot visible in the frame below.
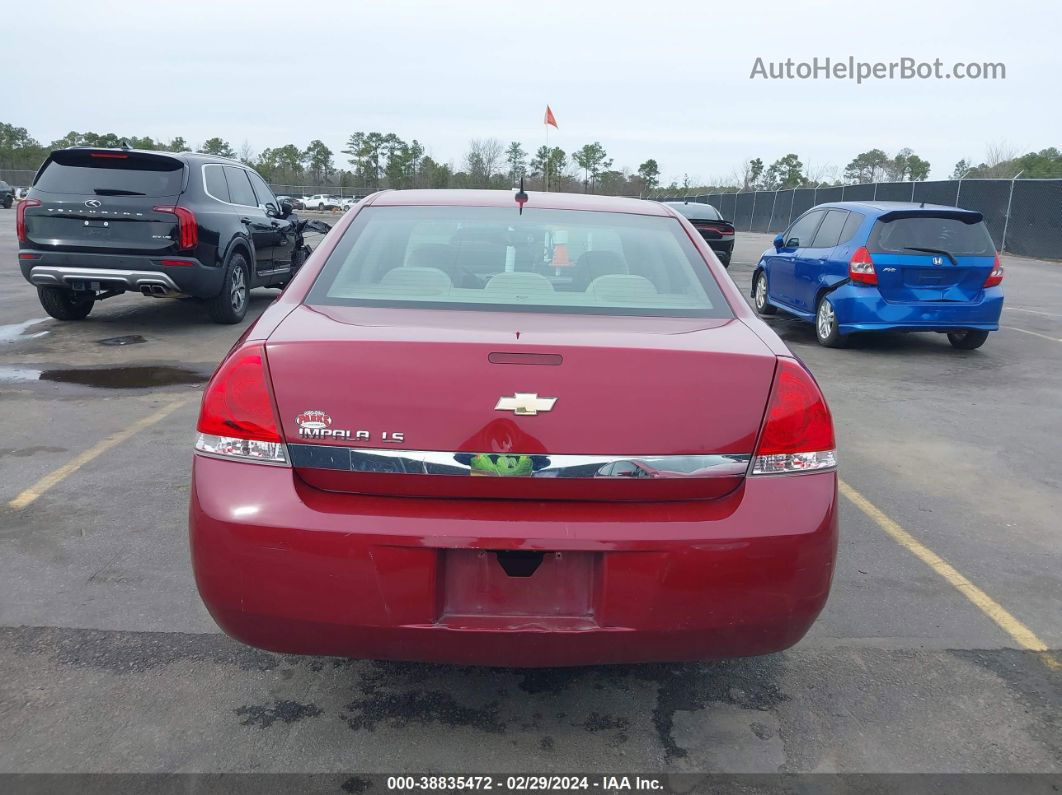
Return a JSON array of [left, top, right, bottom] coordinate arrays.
[[0, 206, 1059, 778]]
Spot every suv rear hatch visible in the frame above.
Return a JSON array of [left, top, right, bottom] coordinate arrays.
[[265, 306, 777, 501], [23, 149, 187, 256], [867, 209, 996, 302]]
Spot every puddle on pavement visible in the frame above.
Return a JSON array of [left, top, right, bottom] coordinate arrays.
[[0, 365, 208, 389], [97, 335, 148, 346], [0, 318, 49, 344]]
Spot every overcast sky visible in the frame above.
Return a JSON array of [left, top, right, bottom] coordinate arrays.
[[5, 0, 1059, 184]]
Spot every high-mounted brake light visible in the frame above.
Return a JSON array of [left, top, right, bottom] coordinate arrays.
[[848, 247, 877, 285], [752, 358, 836, 475], [153, 205, 198, 250], [195, 346, 288, 465], [983, 254, 1004, 288], [90, 152, 129, 159], [16, 199, 41, 243]]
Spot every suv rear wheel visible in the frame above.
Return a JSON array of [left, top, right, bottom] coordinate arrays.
[[37, 286, 95, 320], [206, 254, 249, 324], [947, 329, 990, 350]]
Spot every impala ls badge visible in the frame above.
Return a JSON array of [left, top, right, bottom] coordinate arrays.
[[495, 393, 557, 416]]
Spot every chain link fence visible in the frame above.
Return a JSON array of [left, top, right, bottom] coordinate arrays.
[[267, 185, 369, 199], [0, 169, 37, 186], [650, 178, 1062, 259]]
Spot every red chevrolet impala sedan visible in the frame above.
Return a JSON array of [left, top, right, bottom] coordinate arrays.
[[190, 190, 838, 667]]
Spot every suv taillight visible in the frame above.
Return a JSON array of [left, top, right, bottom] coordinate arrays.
[[153, 205, 198, 250], [752, 358, 837, 475], [849, 246, 877, 285], [195, 346, 288, 464], [16, 199, 40, 243], [983, 254, 1004, 288]]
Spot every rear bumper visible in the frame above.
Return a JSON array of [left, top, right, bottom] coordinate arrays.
[[699, 236, 734, 257], [19, 251, 225, 298], [830, 284, 1003, 334], [190, 455, 838, 666]]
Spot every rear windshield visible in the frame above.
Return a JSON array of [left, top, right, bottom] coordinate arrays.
[[668, 202, 723, 221], [34, 151, 185, 197], [868, 215, 995, 257], [308, 206, 732, 318]]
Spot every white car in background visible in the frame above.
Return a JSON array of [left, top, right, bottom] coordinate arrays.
[[301, 194, 339, 211]]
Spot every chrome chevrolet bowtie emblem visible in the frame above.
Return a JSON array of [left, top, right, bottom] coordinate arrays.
[[494, 393, 557, 416]]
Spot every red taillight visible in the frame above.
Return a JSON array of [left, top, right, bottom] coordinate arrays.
[[160, 259, 194, 267], [718, 226, 735, 236], [752, 358, 836, 475], [198, 347, 281, 442], [983, 254, 1004, 288], [16, 199, 41, 243], [195, 346, 288, 464], [153, 205, 198, 250], [849, 247, 877, 285]]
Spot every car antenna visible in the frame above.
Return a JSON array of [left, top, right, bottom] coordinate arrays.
[[515, 177, 528, 215], [920, 201, 925, 208]]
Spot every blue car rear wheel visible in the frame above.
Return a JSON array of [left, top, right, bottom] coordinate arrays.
[[947, 329, 990, 350], [816, 296, 847, 348], [754, 271, 777, 316]]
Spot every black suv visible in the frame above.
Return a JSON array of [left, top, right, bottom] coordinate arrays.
[[17, 147, 316, 323]]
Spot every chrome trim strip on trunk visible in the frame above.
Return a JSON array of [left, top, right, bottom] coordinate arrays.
[[288, 444, 751, 479]]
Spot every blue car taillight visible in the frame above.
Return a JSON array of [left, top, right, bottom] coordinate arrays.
[[849, 247, 877, 286], [983, 254, 1004, 288]]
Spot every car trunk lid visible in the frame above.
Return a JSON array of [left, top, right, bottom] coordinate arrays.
[[868, 209, 996, 302], [24, 149, 186, 256], [265, 305, 777, 501], [690, 219, 735, 240]]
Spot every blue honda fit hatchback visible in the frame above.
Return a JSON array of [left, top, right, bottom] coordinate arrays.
[[752, 201, 1004, 349]]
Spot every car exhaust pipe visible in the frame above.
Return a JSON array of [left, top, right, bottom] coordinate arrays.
[[140, 283, 179, 298]]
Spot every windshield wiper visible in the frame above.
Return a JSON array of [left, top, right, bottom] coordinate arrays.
[[902, 246, 957, 265], [93, 188, 145, 196]]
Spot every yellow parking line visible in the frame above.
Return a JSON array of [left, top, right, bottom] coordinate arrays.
[[7, 396, 193, 511], [838, 479, 1059, 671], [1002, 326, 1062, 343]]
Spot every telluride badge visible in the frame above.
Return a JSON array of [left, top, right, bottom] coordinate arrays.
[[494, 393, 557, 416]]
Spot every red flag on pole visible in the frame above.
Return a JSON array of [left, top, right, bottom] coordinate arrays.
[[544, 105, 558, 128]]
